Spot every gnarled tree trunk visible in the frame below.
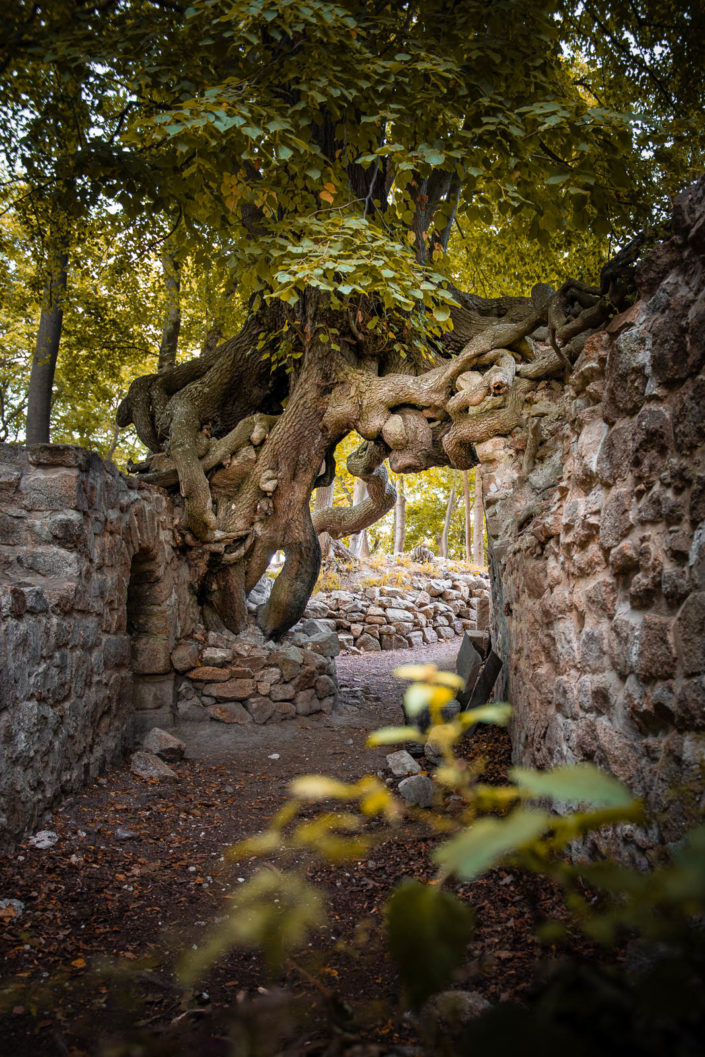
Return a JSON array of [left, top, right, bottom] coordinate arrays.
[[117, 250, 636, 640]]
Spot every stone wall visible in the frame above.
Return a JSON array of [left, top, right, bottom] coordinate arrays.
[[0, 445, 340, 848], [480, 178, 705, 862], [0, 443, 195, 847], [305, 568, 490, 653], [172, 618, 339, 725]]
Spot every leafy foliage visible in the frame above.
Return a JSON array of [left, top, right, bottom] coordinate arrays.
[[2, 0, 704, 451], [386, 880, 475, 1009]]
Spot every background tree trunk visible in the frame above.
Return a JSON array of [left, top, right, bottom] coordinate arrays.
[[440, 480, 457, 559], [393, 477, 406, 555], [157, 251, 181, 373], [314, 479, 335, 560], [26, 247, 69, 444], [351, 478, 370, 557], [462, 469, 472, 562], [473, 474, 485, 567]]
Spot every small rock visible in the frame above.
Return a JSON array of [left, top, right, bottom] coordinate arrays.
[[115, 827, 138, 841], [398, 774, 435, 808], [186, 666, 233, 683], [176, 700, 208, 723], [130, 751, 178, 781], [171, 640, 200, 672], [247, 696, 276, 724], [424, 989, 491, 1026], [424, 740, 443, 764], [28, 830, 58, 849], [206, 677, 256, 700], [200, 647, 232, 667], [207, 703, 252, 724], [0, 899, 24, 921], [386, 749, 422, 777], [268, 753, 280, 760], [142, 727, 186, 762]]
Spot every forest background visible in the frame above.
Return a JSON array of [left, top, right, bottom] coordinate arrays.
[[1, 0, 703, 560]]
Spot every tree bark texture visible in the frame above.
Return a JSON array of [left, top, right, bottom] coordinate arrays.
[[157, 251, 181, 374], [473, 474, 485, 567], [26, 249, 68, 445], [314, 479, 335, 560], [393, 478, 406, 555], [440, 482, 457, 559], [462, 469, 472, 562]]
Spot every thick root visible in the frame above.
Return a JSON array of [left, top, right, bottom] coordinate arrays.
[[256, 512, 321, 640]]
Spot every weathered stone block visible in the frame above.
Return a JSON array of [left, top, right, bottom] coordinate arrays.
[[207, 702, 252, 724], [186, 666, 233, 683], [270, 682, 296, 701], [206, 678, 256, 701], [674, 592, 705, 675], [130, 750, 177, 781], [133, 673, 175, 712], [103, 634, 131, 669], [248, 696, 276, 724], [315, 674, 336, 699], [635, 614, 676, 682], [171, 640, 200, 672], [142, 727, 185, 761], [599, 488, 633, 550], [398, 774, 434, 808], [295, 688, 322, 715], [270, 645, 304, 680], [132, 634, 172, 675]]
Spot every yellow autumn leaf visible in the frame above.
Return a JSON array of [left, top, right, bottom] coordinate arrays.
[[289, 775, 353, 800]]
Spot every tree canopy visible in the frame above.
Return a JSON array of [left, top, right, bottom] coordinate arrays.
[[1, 0, 703, 637]]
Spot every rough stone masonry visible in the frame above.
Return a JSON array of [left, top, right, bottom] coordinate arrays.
[[479, 177, 705, 863], [0, 445, 338, 849], [1, 177, 704, 861]]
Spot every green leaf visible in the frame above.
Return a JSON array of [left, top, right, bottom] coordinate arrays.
[[386, 880, 474, 1009], [434, 808, 551, 880], [403, 683, 432, 717], [432, 304, 451, 322], [462, 702, 513, 726], [367, 725, 424, 746], [421, 147, 446, 166], [277, 145, 294, 160], [509, 764, 634, 808]]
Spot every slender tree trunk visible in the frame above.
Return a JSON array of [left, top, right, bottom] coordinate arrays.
[[351, 478, 370, 556], [158, 251, 181, 373], [393, 477, 406, 554], [314, 479, 335, 559], [473, 471, 484, 567], [462, 469, 472, 562], [26, 248, 69, 444], [440, 481, 457, 559]]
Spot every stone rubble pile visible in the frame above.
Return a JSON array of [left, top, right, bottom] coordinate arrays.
[[303, 569, 490, 653], [172, 618, 340, 725]]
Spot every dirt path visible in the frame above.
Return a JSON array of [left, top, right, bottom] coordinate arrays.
[[177, 635, 464, 774], [0, 636, 586, 1056]]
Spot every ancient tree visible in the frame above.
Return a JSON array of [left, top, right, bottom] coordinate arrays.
[[108, 0, 703, 638]]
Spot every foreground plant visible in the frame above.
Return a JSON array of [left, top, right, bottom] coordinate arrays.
[[180, 666, 653, 1014]]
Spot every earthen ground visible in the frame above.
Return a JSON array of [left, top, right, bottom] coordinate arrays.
[[0, 636, 595, 1056]]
